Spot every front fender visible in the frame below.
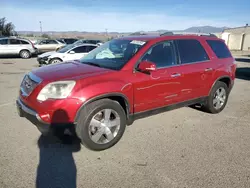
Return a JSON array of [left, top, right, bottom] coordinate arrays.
[[72, 81, 133, 121]]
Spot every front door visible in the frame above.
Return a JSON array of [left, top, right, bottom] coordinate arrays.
[[0, 38, 9, 55], [133, 40, 184, 113]]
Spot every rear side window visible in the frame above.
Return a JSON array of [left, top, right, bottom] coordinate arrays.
[[9, 39, 21, 45], [206, 40, 232, 59], [176, 39, 209, 64], [86, 45, 97, 52], [73, 46, 87, 53]]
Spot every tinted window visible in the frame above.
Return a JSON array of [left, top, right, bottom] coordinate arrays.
[[206, 40, 232, 59], [86, 45, 97, 52], [73, 46, 87, 53], [47, 40, 58, 44], [141, 41, 177, 68], [20, 40, 29, 44], [176, 39, 209, 64], [0, 39, 8, 45], [9, 39, 21, 45]]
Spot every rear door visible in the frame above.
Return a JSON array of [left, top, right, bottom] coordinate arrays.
[[7, 39, 22, 54], [133, 40, 185, 113], [174, 39, 214, 100], [46, 40, 60, 51]]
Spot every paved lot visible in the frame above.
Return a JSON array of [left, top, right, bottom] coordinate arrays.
[[0, 56, 250, 188]]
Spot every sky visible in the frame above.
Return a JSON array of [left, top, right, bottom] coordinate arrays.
[[1, 0, 250, 32]]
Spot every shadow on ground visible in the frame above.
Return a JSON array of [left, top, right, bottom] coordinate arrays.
[[236, 67, 250, 81], [235, 58, 250, 63], [36, 131, 81, 188], [0, 54, 38, 59]]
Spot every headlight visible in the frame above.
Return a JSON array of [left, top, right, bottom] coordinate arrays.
[[37, 81, 76, 101]]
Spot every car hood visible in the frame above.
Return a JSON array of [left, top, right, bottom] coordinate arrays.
[[31, 61, 113, 81], [38, 51, 57, 58]]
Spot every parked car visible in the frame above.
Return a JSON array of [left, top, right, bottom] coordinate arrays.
[[34, 39, 65, 54], [73, 39, 103, 46], [0, 37, 37, 58], [16, 33, 236, 151], [37, 43, 98, 65], [57, 38, 78, 44]]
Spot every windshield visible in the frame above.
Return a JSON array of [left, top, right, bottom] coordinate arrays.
[[57, 44, 75, 53], [79, 39, 146, 70]]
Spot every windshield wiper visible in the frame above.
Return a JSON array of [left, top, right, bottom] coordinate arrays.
[[83, 62, 101, 67]]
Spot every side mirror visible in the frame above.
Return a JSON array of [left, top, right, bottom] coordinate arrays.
[[69, 50, 75, 54], [138, 61, 157, 72]]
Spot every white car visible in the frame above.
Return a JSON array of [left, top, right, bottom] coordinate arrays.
[[37, 43, 98, 65]]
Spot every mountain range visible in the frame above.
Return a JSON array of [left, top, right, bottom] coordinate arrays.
[[18, 26, 229, 35]]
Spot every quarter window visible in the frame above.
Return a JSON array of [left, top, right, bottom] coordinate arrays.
[[206, 40, 232, 59], [176, 39, 209, 64], [20, 40, 29, 44], [141, 41, 177, 68]]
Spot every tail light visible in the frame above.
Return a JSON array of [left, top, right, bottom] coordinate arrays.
[[28, 39, 35, 49]]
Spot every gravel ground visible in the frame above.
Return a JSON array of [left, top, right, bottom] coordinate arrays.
[[0, 56, 250, 188]]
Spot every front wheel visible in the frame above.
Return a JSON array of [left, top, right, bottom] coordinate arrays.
[[203, 81, 229, 114], [49, 58, 62, 64], [75, 99, 127, 151]]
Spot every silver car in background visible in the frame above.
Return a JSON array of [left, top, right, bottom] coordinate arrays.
[[0, 37, 37, 58]]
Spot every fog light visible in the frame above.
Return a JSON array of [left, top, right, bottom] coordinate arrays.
[[37, 113, 51, 123]]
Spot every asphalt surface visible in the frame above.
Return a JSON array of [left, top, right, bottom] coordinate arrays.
[[0, 56, 250, 188]]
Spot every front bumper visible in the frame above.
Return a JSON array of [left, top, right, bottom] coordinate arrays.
[[37, 57, 49, 65], [16, 97, 51, 134]]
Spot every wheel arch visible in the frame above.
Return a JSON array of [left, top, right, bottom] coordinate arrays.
[[19, 49, 31, 54], [49, 57, 63, 63], [209, 76, 232, 95], [74, 92, 131, 123]]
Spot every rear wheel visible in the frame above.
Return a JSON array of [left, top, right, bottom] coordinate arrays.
[[203, 81, 229, 114], [75, 99, 126, 151], [19, 50, 31, 59]]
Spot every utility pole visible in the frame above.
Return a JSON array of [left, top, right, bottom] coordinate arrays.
[[39, 21, 43, 35]]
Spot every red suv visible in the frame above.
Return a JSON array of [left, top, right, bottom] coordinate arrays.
[[16, 33, 236, 151]]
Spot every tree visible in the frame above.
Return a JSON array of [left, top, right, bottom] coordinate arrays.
[[41, 33, 50, 38], [0, 17, 16, 36]]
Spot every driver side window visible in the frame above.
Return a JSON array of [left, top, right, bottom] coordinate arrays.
[[141, 41, 177, 68]]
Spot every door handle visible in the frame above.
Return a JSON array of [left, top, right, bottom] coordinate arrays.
[[205, 68, 213, 72], [171, 73, 181, 78]]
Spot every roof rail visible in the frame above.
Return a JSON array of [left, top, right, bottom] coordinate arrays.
[[160, 32, 217, 37]]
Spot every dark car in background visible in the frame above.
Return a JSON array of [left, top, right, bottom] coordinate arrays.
[[73, 39, 103, 46], [57, 38, 78, 44]]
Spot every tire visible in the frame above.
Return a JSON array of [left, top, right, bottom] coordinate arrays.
[[202, 81, 229, 114], [75, 99, 127, 151], [49, 58, 62, 64], [19, 50, 31, 59]]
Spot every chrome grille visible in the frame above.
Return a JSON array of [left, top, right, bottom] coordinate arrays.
[[20, 74, 39, 96]]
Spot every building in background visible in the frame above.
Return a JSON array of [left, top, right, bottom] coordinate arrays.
[[221, 24, 250, 51]]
